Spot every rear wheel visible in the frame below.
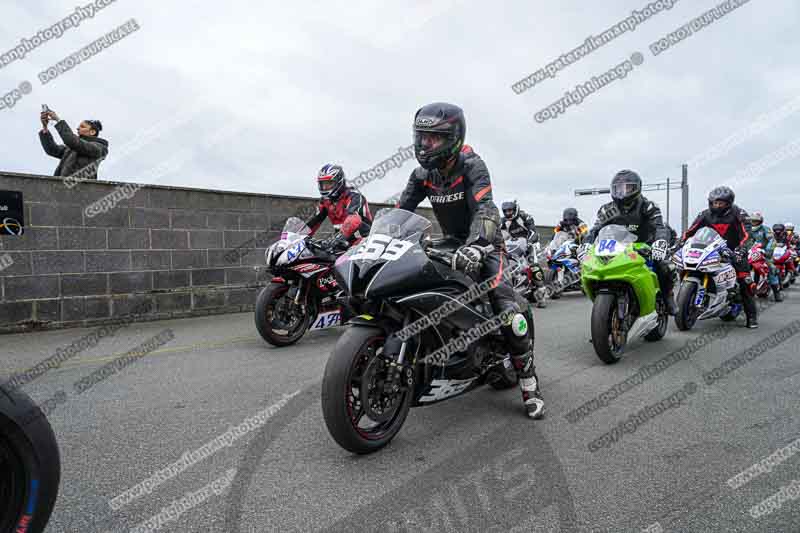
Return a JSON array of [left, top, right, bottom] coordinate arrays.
[[0, 387, 60, 533], [675, 282, 701, 331], [590, 293, 625, 364], [255, 283, 313, 347], [321, 327, 412, 454]]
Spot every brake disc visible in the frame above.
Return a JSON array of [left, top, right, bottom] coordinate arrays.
[[360, 356, 403, 424]]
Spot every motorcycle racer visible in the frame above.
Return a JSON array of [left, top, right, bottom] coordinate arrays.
[[554, 208, 589, 246], [682, 186, 758, 328], [397, 102, 544, 419], [305, 164, 374, 252], [579, 170, 678, 316], [501, 199, 548, 308], [749, 212, 782, 302]]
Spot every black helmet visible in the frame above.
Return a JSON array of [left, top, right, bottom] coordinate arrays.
[[708, 186, 734, 216], [773, 223, 786, 240], [413, 102, 466, 170], [501, 200, 518, 220], [610, 170, 642, 211], [317, 163, 346, 200], [562, 207, 578, 225]]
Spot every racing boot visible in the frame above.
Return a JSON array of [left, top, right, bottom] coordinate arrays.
[[664, 287, 678, 316], [771, 284, 783, 302], [534, 286, 548, 309], [512, 349, 545, 420], [501, 310, 544, 419], [742, 277, 759, 328], [530, 263, 548, 308]]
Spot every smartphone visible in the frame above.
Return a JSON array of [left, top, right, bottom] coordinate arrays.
[[42, 104, 50, 113]]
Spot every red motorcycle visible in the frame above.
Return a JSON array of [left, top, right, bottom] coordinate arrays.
[[255, 217, 348, 346], [772, 242, 797, 289], [748, 243, 771, 299]]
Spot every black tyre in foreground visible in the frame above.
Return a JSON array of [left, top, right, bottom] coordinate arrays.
[[0, 385, 60, 533]]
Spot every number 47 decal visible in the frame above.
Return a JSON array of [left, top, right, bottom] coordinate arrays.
[[349, 234, 414, 261]]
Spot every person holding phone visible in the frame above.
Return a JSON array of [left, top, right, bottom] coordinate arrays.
[[39, 106, 108, 181]]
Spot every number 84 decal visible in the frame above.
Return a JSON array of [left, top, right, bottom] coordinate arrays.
[[349, 234, 414, 261]]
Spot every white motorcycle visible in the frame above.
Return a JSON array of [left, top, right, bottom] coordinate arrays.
[[672, 227, 742, 331]]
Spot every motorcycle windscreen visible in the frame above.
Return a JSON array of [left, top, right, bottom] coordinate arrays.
[[689, 227, 721, 247], [546, 232, 572, 253], [593, 224, 636, 254], [343, 208, 436, 297], [505, 237, 528, 258], [280, 216, 311, 240], [350, 209, 431, 270]]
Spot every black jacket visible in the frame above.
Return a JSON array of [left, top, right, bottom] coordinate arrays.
[[665, 223, 678, 247], [502, 209, 538, 242], [586, 196, 669, 245], [397, 148, 502, 246], [39, 120, 108, 180], [683, 205, 751, 251]]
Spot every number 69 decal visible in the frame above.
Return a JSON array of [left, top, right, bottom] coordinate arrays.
[[350, 234, 414, 261]]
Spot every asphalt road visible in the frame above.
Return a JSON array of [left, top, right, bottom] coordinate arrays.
[[3, 286, 800, 532]]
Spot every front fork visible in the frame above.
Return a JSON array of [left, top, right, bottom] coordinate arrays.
[[681, 272, 709, 306], [383, 313, 415, 392]]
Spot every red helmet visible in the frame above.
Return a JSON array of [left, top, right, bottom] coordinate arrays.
[[317, 163, 346, 200]]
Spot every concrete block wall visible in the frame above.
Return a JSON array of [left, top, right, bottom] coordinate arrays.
[[0, 172, 554, 332], [0, 172, 446, 332]]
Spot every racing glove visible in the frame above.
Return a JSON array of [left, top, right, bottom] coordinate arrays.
[[321, 233, 349, 252], [734, 246, 747, 264], [452, 245, 485, 275], [577, 243, 591, 262], [651, 239, 669, 261]]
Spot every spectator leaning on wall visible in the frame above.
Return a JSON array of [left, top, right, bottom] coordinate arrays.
[[39, 109, 108, 181]]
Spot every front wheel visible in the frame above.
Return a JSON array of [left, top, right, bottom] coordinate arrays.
[[0, 386, 61, 533], [321, 327, 412, 454], [254, 283, 313, 347], [675, 282, 701, 331], [590, 293, 626, 364]]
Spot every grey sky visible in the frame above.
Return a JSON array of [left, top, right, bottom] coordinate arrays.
[[0, 0, 797, 229]]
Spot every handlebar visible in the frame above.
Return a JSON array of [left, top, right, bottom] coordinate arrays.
[[305, 237, 342, 260], [424, 243, 494, 266]]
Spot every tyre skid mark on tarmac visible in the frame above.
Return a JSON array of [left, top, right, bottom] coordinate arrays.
[[322, 409, 579, 532], [224, 384, 320, 531], [222, 383, 578, 532]]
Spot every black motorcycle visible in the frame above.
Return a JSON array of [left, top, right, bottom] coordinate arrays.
[[321, 209, 527, 454], [0, 384, 61, 533], [255, 217, 347, 346]]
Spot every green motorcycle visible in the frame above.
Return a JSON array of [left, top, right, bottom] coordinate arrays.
[[581, 225, 669, 364]]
